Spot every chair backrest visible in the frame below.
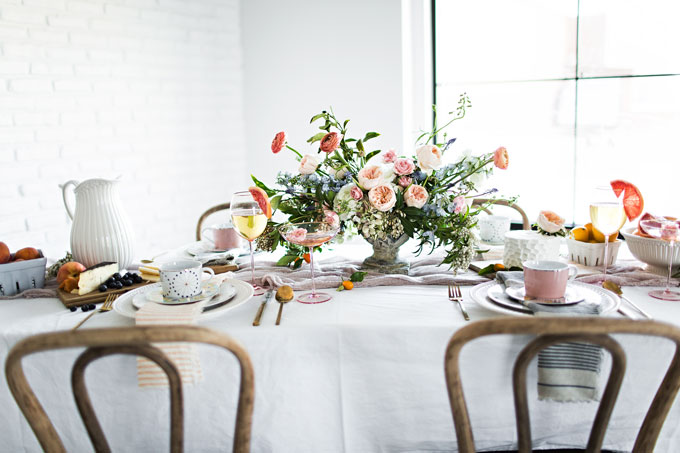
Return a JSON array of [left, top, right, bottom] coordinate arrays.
[[444, 317, 680, 453], [472, 198, 530, 230], [196, 202, 231, 241], [5, 325, 254, 453]]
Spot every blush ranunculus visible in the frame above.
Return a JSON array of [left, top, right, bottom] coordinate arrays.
[[393, 157, 415, 176], [271, 131, 286, 154], [453, 195, 466, 214], [299, 154, 320, 174], [350, 185, 364, 200], [286, 228, 307, 243], [403, 184, 429, 209], [537, 210, 565, 233], [368, 184, 396, 212], [415, 144, 442, 172], [323, 208, 340, 229], [493, 146, 509, 169], [382, 149, 397, 163], [398, 176, 412, 188], [357, 165, 384, 190], [320, 132, 341, 153]]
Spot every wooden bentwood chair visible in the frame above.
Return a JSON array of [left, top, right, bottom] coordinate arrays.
[[196, 202, 231, 241], [444, 318, 680, 453], [5, 326, 254, 453]]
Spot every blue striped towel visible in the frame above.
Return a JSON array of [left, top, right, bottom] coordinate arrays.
[[497, 271, 603, 401]]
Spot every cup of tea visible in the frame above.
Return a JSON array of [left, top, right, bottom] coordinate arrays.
[[201, 223, 242, 251], [523, 260, 578, 300], [159, 260, 214, 301], [478, 215, 511, 244]]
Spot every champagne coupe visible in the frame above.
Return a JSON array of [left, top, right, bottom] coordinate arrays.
[[640, 219, 680, 301], [589, 186, 626, 281], [279, 222, 340, 304], [230, 191, 268, 296]]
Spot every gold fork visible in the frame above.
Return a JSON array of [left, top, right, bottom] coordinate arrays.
[[448, 285, 470, 321], [72, 294, 118, 330]]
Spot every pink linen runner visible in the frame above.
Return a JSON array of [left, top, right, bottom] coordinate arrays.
[[135, 299, 207, 388]]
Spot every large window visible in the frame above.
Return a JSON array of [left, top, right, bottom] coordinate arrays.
[[434, 0, 680, 225]]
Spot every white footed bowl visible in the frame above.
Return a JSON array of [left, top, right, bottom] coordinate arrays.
[[503, 230, 562, 268], [621, 227, 680, 270]]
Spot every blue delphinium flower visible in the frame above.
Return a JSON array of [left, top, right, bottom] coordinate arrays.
[[413, 171, 426, 182]]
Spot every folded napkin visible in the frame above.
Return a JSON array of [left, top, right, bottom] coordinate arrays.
[[135, 297, 207, 388], [575, 264, 678, 287], [496, 271, 603, 402]]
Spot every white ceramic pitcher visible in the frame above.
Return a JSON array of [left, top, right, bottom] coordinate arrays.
[[61, 178, 135, 269]]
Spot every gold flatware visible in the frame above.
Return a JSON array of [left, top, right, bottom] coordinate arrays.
[[275, 286, 294, 326], [72, 294, 117, 330], [252, 289, 273, 326], [448, 285, 470, 321], [603, 280, 652, 319]]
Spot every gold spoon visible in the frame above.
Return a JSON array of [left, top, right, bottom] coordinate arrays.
[[275, 285, 294, 325], [602, 280, 652, 319]]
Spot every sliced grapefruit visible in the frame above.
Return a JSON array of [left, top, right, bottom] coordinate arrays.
[[248, 186, 272, 219], [610, 180, 644, 221]]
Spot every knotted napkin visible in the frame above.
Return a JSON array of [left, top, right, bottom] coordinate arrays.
[[497, 271, 603, 401]]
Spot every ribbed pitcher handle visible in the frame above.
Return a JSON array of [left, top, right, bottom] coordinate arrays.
[[60, 180, 79, 220]]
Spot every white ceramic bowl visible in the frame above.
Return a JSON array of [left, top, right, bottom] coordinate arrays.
[[620, 227, 680, 269], [566, 238, 621, 267]]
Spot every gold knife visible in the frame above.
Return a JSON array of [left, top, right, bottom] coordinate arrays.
[[252, 289, 273, 326]]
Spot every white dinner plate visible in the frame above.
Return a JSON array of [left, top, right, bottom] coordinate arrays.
[[505, 285, 585, 306], [472, 281, 620, 317], [114, 279, 254, 320], [132, 282, 235, 310]]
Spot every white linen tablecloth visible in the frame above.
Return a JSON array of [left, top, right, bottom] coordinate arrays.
[[1, 282, 680, 452]]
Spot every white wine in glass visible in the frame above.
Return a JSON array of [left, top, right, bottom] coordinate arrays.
[[589, 188, 626, 280], [230, 191, 268, 296]]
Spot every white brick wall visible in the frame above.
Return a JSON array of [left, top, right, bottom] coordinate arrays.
[[0, 0, 247, 263]]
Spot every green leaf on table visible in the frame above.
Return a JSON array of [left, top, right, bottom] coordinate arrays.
[[350, 271, 367, 282], [276, 255, 298, 266], [363, 132, 380, 141], [250, 175, 276, 197], [477, 264, 496, 276], [292, 258, 303, 269], [310, 113, 325, 123], [307, 132, 327, 144]]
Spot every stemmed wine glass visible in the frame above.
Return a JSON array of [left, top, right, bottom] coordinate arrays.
[[589, 186, 626, 281], [230, 191, 268, 296], [279, 222, 340, 304], [640, 219, 680, 301]]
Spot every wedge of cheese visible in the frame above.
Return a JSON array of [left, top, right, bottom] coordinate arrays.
[[139, 265, 160, 282], [74, 262, 118, 295]]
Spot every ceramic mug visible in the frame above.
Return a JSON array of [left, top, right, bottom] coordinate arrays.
[[523, 260, 579, 300], [159, 260, 214, 301], [478, 216, 511, 244], [201, 223, 242, 250]]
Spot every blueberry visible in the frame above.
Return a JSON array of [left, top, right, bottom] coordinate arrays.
[[98, 284, 108, 292], [69, 306, 77, 312], [105, 277, 115, 286], [81, 305, 89, 312], [124, 272, 133, 279], [122, 279, 133, 286], [132, 274, 143, 284], [88, 304, 96, 310], [112, 272, 122, 280], [114, 281, 124, 289]]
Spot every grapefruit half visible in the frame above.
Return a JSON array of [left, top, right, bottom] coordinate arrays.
[[610, 180, 644, 221], [248, 186, 272, 219]]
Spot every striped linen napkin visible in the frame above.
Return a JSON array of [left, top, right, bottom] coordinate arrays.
[[497, 271, 603, 401], [135, 298, 208, 388]]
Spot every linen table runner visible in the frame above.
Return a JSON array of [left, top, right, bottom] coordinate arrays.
[[135, 300, 206, 388], [497, 272, 603, 402]]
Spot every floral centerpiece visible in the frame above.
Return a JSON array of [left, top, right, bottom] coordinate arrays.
[[253, 94, 509, 273]]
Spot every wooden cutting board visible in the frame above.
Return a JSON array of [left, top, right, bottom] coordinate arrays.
[[58, 280, 152, 308]]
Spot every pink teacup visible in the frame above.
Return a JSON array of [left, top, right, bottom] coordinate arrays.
[[523, 260, 579, 300], [201, 224, 242, 251]]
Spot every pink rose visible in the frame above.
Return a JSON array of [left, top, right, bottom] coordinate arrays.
[[320, 132, 341, 153], [323, 208, 340, 229], [493, 146, 509, 169], [299, 154, 319, 174], [393, 157, 415, 176], [357, 165, 384, 189], [286, 227, 307, 243], [271, 131, 286, 154], [415, 144, 442, 172], [350, 185, 364, 200], [368, 184, 396, 212], [398, 176, 412, 188], [403, 184, 428, 209], [537, 210, 565, 233], [382, 149, 397, 163], [453, 195, 466, 214]]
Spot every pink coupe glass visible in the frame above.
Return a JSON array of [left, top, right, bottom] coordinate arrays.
[[640, 219, 680, 301]]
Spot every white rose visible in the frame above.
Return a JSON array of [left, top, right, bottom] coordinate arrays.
[[357, 165, 384, 190], [415, 144, 442, 173], [537, 210, 565, 233], [333, 183, 360, 221], [299, 154, 319, 175]]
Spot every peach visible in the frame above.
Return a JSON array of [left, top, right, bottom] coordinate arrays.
[[57, 261, 87, 284], [14, 247, 41, 261], [0, 242, 9, 264], [59, 276, 79, 293]]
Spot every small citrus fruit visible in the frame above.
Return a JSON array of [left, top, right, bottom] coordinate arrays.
[[591, 226, 618, 243], [493, 263, 505, 272], [584, 223, 594, 240], [570, 226, 589, 242], [342, 280, 353, 290], [303, 253, 311, 263]]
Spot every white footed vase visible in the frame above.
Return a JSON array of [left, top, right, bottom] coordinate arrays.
[[61, 178, 136, 269]]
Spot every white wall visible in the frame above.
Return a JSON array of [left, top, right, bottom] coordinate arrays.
[[241, 0, 405, 186], [0, 0, 247, 261]]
